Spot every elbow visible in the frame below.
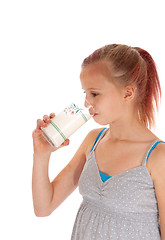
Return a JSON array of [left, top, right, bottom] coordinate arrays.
[[34, 207, 52, 217], [35, 212, 50, 218]]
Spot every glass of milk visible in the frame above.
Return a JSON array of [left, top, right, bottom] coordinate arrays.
[[41, 100, 93, 148]]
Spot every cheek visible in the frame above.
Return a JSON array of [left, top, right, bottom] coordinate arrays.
[[104, 97, 123, 114]]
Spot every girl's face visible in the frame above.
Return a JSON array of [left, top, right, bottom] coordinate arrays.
[[80, 61, 126, 125]]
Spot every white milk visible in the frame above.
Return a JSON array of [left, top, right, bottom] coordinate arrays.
[[41, 103, 92, 147]]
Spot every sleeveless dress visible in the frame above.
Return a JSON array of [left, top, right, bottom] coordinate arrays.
[[71, 128, 164, 240]]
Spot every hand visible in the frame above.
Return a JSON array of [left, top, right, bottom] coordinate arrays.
[[32, 113, 70, 155]]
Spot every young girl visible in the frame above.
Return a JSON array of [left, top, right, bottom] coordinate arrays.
[[32, 44, 165, 239]]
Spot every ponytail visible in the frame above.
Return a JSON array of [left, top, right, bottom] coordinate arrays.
[[133, 47, 161, 129]]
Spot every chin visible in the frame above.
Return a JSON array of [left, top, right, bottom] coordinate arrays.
[[94, 118, 110, 126], [93, 115, 111, 125]]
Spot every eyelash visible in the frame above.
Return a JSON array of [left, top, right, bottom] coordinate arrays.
[[83, 91, 99, 97], [91, 93, 99, 97]]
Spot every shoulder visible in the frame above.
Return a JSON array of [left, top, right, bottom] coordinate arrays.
[[87, 127, 106, 140], [85, 127, 106, 157], [150, 142, 165, 182], [150, 142, 165, 233]]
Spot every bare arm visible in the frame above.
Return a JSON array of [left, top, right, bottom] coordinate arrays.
[[152, 143, 165, 239], [32, 113, 70, 217], [32, 152, 53, 217], [32, 112, 101, 217]]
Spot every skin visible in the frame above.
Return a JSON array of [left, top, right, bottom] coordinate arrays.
[[32, 113, 70, 155], [32, 60, 165, 237], [80, 61, 155, 142], [80, 61, 165, 237]]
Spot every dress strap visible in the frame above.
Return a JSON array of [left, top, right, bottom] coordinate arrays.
[[90, 128, 108, 152], [142, 139, 165, 166]]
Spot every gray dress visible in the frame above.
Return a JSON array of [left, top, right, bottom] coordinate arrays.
[[71, 128, 164, 240]]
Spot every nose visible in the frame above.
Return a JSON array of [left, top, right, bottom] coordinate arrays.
[[84, 98, 95, 116], [84, 96, 92, 109], [84, 98, 90, 108], [82, 91, 94, 113]]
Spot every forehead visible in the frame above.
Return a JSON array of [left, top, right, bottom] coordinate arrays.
[[80, 61, 114, 89]]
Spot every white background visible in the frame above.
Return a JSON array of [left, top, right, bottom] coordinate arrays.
[[0, 0, 165, 239]]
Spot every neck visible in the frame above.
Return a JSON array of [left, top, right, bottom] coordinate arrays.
[[107, 113, 150, 142]]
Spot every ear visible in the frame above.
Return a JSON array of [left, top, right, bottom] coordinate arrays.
[[123, 85, 137, 101]]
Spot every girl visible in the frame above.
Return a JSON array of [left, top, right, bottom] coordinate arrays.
[[32, 44, 165, 239]]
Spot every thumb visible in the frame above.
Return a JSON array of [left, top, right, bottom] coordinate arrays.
[[61, 139, 70, 147]]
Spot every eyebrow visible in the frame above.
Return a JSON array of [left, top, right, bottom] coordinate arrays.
[[82, 88, 100, 90]]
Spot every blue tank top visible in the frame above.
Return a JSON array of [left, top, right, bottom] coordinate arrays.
[[90, 127, 164, 182]]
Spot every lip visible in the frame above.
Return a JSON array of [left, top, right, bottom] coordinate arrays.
[[93, 113, 98, 117]]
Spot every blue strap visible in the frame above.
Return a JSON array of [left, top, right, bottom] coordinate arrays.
[[90, 128, 107, 152], [146, 140, 165, 162]]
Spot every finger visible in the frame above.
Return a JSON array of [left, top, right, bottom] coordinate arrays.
[[43, 115, 51, 123], [32, 128, 43, 138], [37, 119, 47, 129], [61, 139, 70, 147], [50, 113, 55, 118], [56, 139, 69, 150]]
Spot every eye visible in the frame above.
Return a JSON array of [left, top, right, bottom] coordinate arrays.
[[82, 91, 99, 97], [91, 93, 99, 97]]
